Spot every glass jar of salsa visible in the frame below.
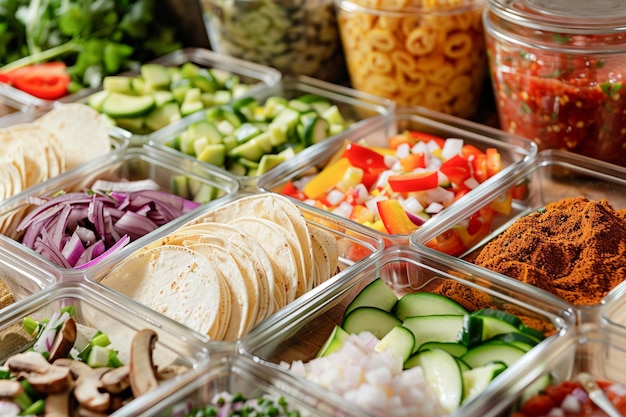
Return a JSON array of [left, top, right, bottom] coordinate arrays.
[[484, 0, 626, 166]]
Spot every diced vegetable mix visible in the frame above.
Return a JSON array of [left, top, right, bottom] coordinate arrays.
[[14, 179, 205, 269], [87, 62, 254, 134], [0, 0, 183, 99], [284, 278, 548, 416], [167, 94, 353, 177], [280, 130, 517, 248]]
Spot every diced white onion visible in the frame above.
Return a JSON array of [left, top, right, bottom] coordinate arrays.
[[464, 177, 480, 189], [426, 202, 445, 214], [396, 143, 410, 159], [332, 201, 353, 218], [561, 394, 581, 413], [402, 196, 424, 214], [441, 138, 464, 160], [326, 189, 345, 206]]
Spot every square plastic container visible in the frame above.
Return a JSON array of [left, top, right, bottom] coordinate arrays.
[[150, 75, 395, 190], [72, 47, 283, 144], [85, 191, 385, 343], [412, 149, 626, 324], [131, 352, 374, 417], [239, 245, 574, 417], [0, 280, 211, 417], [0, 145, 239, 276], [467, 322, 626, 416], [258, 105, 537, 246]]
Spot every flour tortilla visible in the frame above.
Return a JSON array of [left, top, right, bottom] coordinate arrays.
[[186, 243, 254, 340], [311, 227, 339, 279], [191, 222, 274, 321], [230, 216, 296, 307], [99, 245, 230, 340], [36, 103, 110, 170], [192, 194, 314, 297]]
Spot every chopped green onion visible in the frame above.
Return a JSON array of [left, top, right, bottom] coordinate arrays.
[[22, 317, 39, 336], [20, 398, 44, 415], [60, 305, 77, 317], [90, 331, 111, 347], [87, 345, 111, 368]]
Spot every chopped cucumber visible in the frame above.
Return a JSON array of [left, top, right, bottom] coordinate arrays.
[[393, 292, 468, 321], [102, 76, 133, 94], [402, 314, 465, 353], [342, 307, 401, 339], [462, 362, 507, 402], [100, 92, 155, 118], [317, 325, 350, 358], [145, 102, 181, 131], [344, 278, 398, 317], [418, 341, 468, 358], [141, 63, 172, 90], [374, 325, 415, 363], [460, 341, 526, 368], [407, 348, 463, 414]]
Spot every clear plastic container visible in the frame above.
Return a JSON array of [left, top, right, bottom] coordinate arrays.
[[0, 145, 239, 275], [150, 75, 395, 190], [258, 106, 537, 246], [86, 191, 385, 342], [72, 48, 282, 144], [132, 352, 374, 417], [0, 281, 211, 417], [470, 322, 626, 417], [412, 149, 626, 323], [484, 0, 626, 166], [335, 0, 488, 118], [240, 245, 574, 417], [201, 0, 348, 83]]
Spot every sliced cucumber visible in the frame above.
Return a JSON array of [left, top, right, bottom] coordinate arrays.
[[317, 325, 350, 358], [374, 325, 415, 363], [141, 63, 172, 90], [472, 309, 523, 329], [342, 307, 401, 339], [490, 332, 539, 348], [102, 76, 134, 94], [145, 102, 181, 131], [460, 341, 526, 368], [344, 278, 398, 317], [393, 292, 468, 321], [407, 348, 463, 414], [402, 315, 465, 353], [301, 116, 329, 146], [462, 362, 507, 402], [419, 341, 468, 358], [198, 144, 227, 167], [101, 92, 155, 118]]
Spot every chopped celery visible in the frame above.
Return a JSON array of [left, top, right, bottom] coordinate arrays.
[[21, 399, 44, 415]]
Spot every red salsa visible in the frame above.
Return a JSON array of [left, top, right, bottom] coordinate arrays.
[[513, 379, 626, 417], [486, 33, 626, 166]]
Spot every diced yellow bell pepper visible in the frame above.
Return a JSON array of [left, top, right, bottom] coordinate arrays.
[[336, 166, 364, 192], [304, 157, 352, 199]]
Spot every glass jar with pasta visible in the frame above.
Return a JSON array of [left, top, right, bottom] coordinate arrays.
[[484, 0, 626, 166], [335, 0, 487, 119], [201, 0, 348, 83]]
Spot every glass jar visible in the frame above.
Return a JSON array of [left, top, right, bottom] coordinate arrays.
[[201, 0, 348, 83], [484, 0, 626, 166], [335, 0, 487, 119]]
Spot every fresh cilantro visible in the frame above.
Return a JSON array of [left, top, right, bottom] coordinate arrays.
[[520, 101, 532, 115], [552, 34, 570, 44], [600, 82, 622, 97], [0, 0, 182, 91]]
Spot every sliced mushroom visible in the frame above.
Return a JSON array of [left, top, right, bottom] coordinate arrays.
[[129, 329, 159, 397], [24, 364, 72, 394], [6, 351, 71, 394], [73, 368, 111, 413], [54, 358, 92, 380], [49, 318, 77, 362], [157, 364, 189, 381], [100, 365, 130, 394], [76, 406, 108, 417], [0, 380, 24, 399], [45, 388, 72, 417], [6, 351, 51, 374]]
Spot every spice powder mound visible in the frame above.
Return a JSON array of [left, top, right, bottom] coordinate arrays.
[[0, 279, 14, 310], [472, 196, 626, 306]]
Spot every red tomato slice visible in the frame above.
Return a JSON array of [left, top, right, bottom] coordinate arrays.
[[4, 62, 70, 100]]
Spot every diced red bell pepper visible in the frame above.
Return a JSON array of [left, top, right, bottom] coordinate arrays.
[[2, 62, 71, 100], [387, 172, 438, 193], [462, 144, 483, 159], [408, 131, 446, 148], [472, 154, 488, 183], [439, 154, 472, 185], [342, 142, 387, 170], [281, 180, 306, 201], [427, 229, 467, 256], [486, 148, 502, 178], [519, 394, 555, 417], [377, 199, 420, 235]]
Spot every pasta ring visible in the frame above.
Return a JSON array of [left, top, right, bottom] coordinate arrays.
[[366, 29, 397, 52], [406, 27, 437, 56], [444, 32, 473, 59]]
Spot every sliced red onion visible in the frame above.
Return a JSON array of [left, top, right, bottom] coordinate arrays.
[[405, 210, 427, 226], [75, 234, 130, 270]]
